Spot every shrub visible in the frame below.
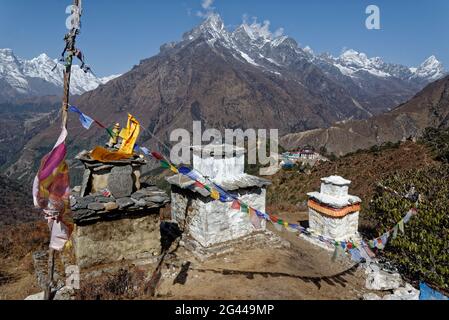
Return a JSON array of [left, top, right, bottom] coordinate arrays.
[[366, 165, 449, 291], [420, 127, 449, 163]]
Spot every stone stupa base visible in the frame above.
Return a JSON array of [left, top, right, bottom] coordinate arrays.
[[179, 230, 290, 262]]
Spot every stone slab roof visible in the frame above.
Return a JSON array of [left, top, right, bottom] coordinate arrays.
[[166, 173, 271, 195], [71, 186, 169, 224], [321, 175, 351, 186]]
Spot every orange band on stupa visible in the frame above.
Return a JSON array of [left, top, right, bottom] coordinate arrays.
[[307, 199, 361, 218]]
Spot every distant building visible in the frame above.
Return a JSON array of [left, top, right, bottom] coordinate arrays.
[[282, 147, 321, 162]]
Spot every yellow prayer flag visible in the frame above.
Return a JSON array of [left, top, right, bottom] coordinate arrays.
[[119, 114, 140, 155], [210, 189, 220, 200]]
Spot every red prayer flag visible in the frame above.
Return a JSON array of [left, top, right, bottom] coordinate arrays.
[[231, 200, 241, 210], [151, 151, 164, 160], [194, 181, 205, 189]]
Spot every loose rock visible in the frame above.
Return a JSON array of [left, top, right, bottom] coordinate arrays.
[[365, 269, 403, 291], [103, 202, 119, 211], [116, 197, 134, 209], [87, 203, 106, 211]]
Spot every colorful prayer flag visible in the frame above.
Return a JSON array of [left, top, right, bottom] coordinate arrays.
[[381, 233, 390, 246], [32, 127, 73, 251], [179, 166, 192, 175], [140, 147, 151, 156], [404, 211, 413, 224], [249, 210, 262, 229], [160, 160, 170, 169], [349, 249, 363, 262], [398, 220, 405, 234], [105, 127, 115, 139], [118, 114, 140, 155], [231, 200, 241, 210], [194, 181, 205, 189], [392, 226, 398, 239], [271, 220, 283, 232], [69, 105, 94, 130], [170, 165, 178, 174], [285, 224, 298, 233], [210, 189, 220, 200], [376, 238, 385, 250], [151, 151, 164, 161]]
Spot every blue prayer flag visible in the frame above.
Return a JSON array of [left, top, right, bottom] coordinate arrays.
[[69, 105, 94, 130]]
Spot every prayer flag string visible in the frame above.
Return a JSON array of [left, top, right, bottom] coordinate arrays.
[[69, 107, 419, 262]]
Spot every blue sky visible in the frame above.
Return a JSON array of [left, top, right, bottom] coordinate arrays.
[[0, 0, 448, 77]]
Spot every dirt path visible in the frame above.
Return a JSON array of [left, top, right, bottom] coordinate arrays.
[[155, 212, 370, 300]]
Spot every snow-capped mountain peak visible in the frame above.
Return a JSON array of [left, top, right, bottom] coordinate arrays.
[[0, 49, 120, 99], [177, 15, 446, 85], [183, 13, 228, 43], [413, 55, 445, 81], [334, 49, 446, 81]]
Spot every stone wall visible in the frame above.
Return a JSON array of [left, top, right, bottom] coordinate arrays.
[[73, 213, 161, 269], [171, 186, 267, 248], [308, 208, 359, 241]]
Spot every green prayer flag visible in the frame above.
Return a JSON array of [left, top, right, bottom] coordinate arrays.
[[398, 220, 405, 234], [160, 160, 170, 169], [241, 204, 249, 213], [392, 226, 398, 239], [105, 128, 115, 139]]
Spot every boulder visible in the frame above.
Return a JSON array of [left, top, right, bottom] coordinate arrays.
[[365, 269, 403, 291]]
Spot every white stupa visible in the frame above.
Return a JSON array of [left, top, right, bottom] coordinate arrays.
[[306, 175, 362, 243]]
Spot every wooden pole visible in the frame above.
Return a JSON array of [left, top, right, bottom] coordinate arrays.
[[44, 249, 55, 300], [44, 0, 80, 300]]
